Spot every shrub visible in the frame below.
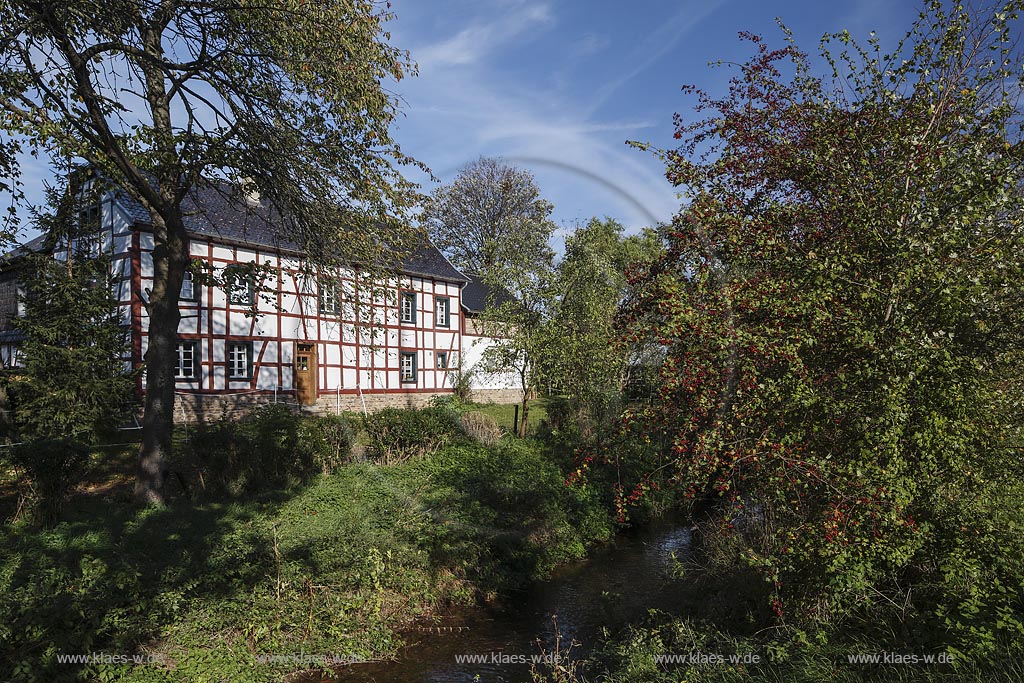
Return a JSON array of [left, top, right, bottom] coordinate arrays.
[[420, 440, 615, 587], [538, 396, 590, 448], [427, 394, 466, 420], [244, 404, 305, 479], [182, 418, 249, 496], [5, 439, 90, 526], [542, 396, 574, 433], [298, 414, 355, 475], [363, 406, 458, 464], [542, 393, 624, 445], [183, 404, 317, 496], [459, 411, 502, 447], [451, 368, 474, 401]]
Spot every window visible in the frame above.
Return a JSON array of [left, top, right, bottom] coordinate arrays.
[[436, 351, 448, 369], [227, 267, 255, 306], [5, 347, 22, 368], [70, 234, 100, 258], [400, 352, 417, 383], [15, 284, 25, 318], [320, 280, 340, 315], [71, 205, 101, 257], [78, 204, 100, 230], [435, 296, 450, 327], [400, 291, 416, 324], [227, 341, 253, 380], [174, 340, 199, 380], [180, 270, 197, 302]]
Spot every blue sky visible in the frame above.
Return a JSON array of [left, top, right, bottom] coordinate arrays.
[[8, 0, 924, 249], [389, 0, 922, 248]]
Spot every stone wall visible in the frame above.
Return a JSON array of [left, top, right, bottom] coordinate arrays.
[[171, 387, 522, 423], [306, 388, 521, 416], [172, 391, 294, 423], [309, 391, 439, 415], [466, 388, 521, 405]]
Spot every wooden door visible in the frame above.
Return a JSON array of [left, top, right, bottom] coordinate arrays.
[[294, 342, 318, 405]]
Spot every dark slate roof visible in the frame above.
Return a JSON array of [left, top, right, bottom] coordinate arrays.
[[401, 241, 469, 284], [117, 182, 469, 283], [0, 234, 49, 264], [114, 189, 153, 225], [460, 273, 515, 314]]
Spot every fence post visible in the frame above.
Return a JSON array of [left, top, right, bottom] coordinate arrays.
[[513, 404, 519, 436]]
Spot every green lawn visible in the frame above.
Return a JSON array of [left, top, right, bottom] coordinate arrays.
[[467, 396, 551, 435]]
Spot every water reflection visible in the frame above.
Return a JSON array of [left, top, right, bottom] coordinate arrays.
[[321, 518, 691, 683]]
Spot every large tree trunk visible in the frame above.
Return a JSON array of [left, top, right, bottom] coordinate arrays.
[[134, 211, 189, 505]]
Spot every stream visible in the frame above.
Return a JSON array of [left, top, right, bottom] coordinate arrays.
[[327, 517, 692, 682]]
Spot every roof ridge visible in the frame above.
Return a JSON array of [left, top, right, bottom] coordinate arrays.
[[113, 184, 469, 283]]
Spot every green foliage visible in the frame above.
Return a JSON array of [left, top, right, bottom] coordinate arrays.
[[539, 393, 625, 447], [451, 367, 475, 401], [600, 0, 1024, 657], [10, 254, 134, 445], [363, 406, 459, 464], [546, 219, 663, 415], [422, 156, 556, 275], [1, 184, 135, 525], [0, 1, 421, 234], [0, 434, 614, 683], [0, 500, 281, 683], [467, 398, 552, 437], [416, 440, 614, 587], [5, 440, 90, 527], [424, 158, 561, 437], [427, 393, 468, 418], [0, 0, 425, 504], [298, 413, 356, 475], [478, 263, 557, 436], [537, 396, 589, 451], [178, 406, 355, 496], [597, 613, 1024, 683]]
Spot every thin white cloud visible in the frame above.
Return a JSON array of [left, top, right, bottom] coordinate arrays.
[[397, 71, 679, 232], [414, 2, 553, 69], [571, 32, 610, 57], [586, 0, 724, 116], [391, 2, 693, 240]]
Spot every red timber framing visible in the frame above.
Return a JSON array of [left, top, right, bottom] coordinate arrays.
[[129, 226, 464, 401]]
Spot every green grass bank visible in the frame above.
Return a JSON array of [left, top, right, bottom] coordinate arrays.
[[0, 401, 619, 683]]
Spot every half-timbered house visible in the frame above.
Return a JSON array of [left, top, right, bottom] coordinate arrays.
[[0, 181, 519, 420]]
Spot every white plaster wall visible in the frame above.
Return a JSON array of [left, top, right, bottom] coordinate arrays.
[[113, 217, 491, 398], [463, 334, 519, 391]]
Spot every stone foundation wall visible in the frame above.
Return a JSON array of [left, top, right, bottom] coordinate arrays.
[[308, 387, 520, 415], [171, 387, 522, 423], [309, 391, 440, 415], [172, 392, 296, 423], [465, 388, 521, 405]]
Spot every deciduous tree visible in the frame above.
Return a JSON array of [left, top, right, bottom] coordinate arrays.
[[0, 0, 422, 503], [478, 258, 555, 437], [421, 156, 556, 277], [547, 218, 661, 429], [586, 1, 1024, 653]]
